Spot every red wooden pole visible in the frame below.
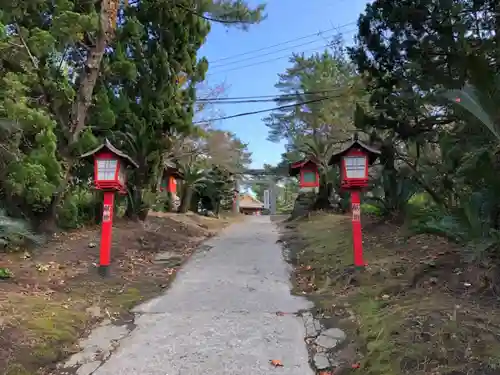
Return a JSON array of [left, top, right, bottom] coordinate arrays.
[[98, 191, 115, 277], [350, 190, 365, 267]]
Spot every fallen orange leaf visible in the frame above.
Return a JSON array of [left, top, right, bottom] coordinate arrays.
[[270, 359, 283, 367], [351, 363, 361, 369]]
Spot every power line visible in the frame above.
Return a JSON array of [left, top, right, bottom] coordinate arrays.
[[207, 45, 327, 75], [197, 98, 280, 104], [195, 97, 322, 104], [193, 94, 340, 124], [208, 21, 357, 65], [197, 93, 323, 100], [194, 88, 348, 103], [206, 33, 356, 76], [209, 34, 339, 69]]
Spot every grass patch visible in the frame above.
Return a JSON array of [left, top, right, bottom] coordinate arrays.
[[285, 212, 500, 375], [105, 283, 163, 312], [4, 363, 31, 375], [3, 295, 88, 370], [110, 286, 145, 310], [355, 296, 399, 375]]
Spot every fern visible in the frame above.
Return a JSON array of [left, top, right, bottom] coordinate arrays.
[[366, 172, 419, 217], [411, 191, 500, 261]]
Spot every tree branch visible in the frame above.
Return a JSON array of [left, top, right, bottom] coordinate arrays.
[[175, 3, 253, 25], [14, 23, 39, 69]]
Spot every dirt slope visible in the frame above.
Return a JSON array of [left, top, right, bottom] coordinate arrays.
[[282, 213, 500, 375]]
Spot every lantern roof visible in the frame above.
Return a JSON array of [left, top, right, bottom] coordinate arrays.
[[80, 138, 139, 168], [328, 134, 380, 166], [289, 158, 318, 177], [163, 159, 184, 180]]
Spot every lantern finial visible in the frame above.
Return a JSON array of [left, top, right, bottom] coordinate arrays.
[[353, 132, 359, 141]]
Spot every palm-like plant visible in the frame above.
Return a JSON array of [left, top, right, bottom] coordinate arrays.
[[443, 80, 500, 141], [430, 73, 500, 258], [112, 122, 165, 219], [366, 169, 419, 218], [164, 134, 210, 213], [177, 163, 208, 213]]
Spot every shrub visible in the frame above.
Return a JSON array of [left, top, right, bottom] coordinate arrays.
[[152, 191, 172, 212], [0, 267, 13, 279], [361, 203, 383, 216], [57, 187, 101, 229]]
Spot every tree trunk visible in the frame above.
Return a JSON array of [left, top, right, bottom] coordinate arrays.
[[291, 192, 316, 219], [36, 199, 61, 233], [125, 187, 141, 220], [312, 174, 331, 210], [67, 0, 112, 144], [215, 199, 221, 216], [37, 158, 75, 233], [190, 190, 200, 212], [403, 158, 448, 209], [138, 206, 149, 221], [179, 185, 193, 213]]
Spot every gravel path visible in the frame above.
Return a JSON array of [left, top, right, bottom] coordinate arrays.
[[92, 216, 313, 375]]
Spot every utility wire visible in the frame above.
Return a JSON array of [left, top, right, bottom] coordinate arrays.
[[193, 94, 340, 124], [206, 45, 325, 75], [196, 90, 338, 101], [196, 98, 282, 104], [207, 26, 357, 73], [205, 35, 355, 76], [208, 21, 357, 65], [209, 33, 341, 69], [194, 88, 348, 103]]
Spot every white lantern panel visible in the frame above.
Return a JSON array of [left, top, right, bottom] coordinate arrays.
[[344, 156, 366, 178], [118, 163, 126, 185], [97, 159, 118, 181]]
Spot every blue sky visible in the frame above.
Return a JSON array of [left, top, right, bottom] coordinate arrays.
[[198, 0, 369, 168]]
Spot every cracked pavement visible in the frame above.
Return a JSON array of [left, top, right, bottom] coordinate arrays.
[[66, 216, 314, 375]]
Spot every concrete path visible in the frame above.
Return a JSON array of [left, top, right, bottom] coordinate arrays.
[[89, 216, 313, 375]]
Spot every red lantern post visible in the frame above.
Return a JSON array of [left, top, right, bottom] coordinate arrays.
[[329, 135, 380, 267], [289, 159, 320, 191], [81, 139, 138, 277], [159, 162, 183, 195]]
